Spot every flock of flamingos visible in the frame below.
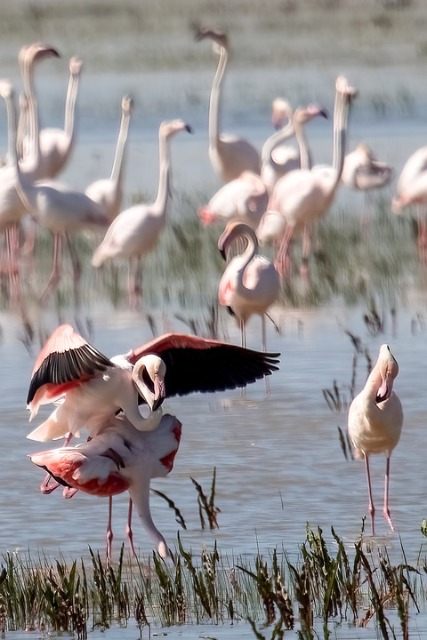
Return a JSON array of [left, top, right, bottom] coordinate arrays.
[[1, 29, 417, 557]]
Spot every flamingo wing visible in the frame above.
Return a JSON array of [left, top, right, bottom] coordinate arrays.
[[127, 332, 280, 398], [27, 324, 113, 415]]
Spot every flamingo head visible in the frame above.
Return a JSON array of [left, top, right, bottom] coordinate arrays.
[[132, 354, 166, 411], [271, 97, 293, 130], [218, 220, 254, 260], [375, 344, 399, 404], [69, 56, 83, 76], [121, 94, 134, 115], [159, 119, 193, 140], [21, 43, 60, 68], [294, 103, 328, 125], [0, 79, 14, 101]]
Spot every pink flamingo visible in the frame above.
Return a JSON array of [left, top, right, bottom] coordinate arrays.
[[198, 170, 268, 229], [261, 98, 299, 193], [218, 221, 281, 352], [36, 56, 83, 179], [26, 323, 280, 443], [85, 95, 134, 222], [30, 412, 182, 559], [26, 323, 279, 558], [195, 27, 260, 183], [257, 77, 356, 277], [342, 142, 393, 227], [0, 79, 109, 305], [0, 45, 59, 300], [91, 119, 192, 306], [392, 145, 427, 251], [348, 344, 403, 536]]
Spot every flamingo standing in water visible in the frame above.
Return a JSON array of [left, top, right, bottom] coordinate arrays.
[[0, 44, 59, 300], [348, 344, 403, 536], [26, 323, 280, 558], [30, 412, 182, 559], [0, 79, 109, 305], [218, 221, 281, 352], [392, 146, 427, 253], [342, 142, 393, 228], [198, 170, 268, 229], [91, 119, 192, 306], [195, 27, 260, 183], [257, 77, 356, 277], [85, 95, 134, 222]]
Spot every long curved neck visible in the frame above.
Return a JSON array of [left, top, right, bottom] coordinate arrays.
[[64, 71, 80, 141], [233, 228, 257, 295], [331, 90, 350, 189], [294, 119, 312, 171], [3, 89, 33, 212], [153, 131, 171, 215], [209, 46, 227, 149], [128, 476, 168, 557], [261, 121, 294, 164], [109, 108, 131, 185], [22, 59, 41, 166]]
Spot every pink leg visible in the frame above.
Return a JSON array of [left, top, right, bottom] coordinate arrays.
[[274, 225, 293, 277], [126, 499, 138, 558], [39, 234, 63, 304], [300, 224, 312, 283], [106, 496, 113, 564], [65, 234, 82, 308], [383, 456, 394, 532], [364, 454, 376, 535], [6, 224, 21, 304]]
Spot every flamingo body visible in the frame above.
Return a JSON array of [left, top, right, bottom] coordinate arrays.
[[30, 413, 182, 557], [198, 171, 268, 228], [348, 344, 403, 534]]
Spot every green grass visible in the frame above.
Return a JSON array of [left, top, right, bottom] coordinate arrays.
[[0, 523, 425, 639]]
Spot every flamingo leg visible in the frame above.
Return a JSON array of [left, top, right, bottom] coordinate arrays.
[[126, 498, 138, 558], [364, 454, 376, 535], [383, 455, 394, 532], [106, 496, 113, 565], [65, 233, 82, 307], [39, 233, 63, 304], [6, 224, 21, 304], [261, 314, 271, 396], [300, 224, 312, 284], [274, 224, 293, 277]]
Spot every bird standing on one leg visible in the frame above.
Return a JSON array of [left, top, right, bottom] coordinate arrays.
[[348, 344, 403, 536]]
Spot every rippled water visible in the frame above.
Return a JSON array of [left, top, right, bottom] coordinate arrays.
[[1, 59, 427, 638]]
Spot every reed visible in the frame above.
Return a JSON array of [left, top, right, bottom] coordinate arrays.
[[0, 524, 424, 638]]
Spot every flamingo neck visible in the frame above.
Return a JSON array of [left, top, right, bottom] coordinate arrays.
[[229, 227, 258, 295], [22, 60, 41, 167], [109, 109, 131, 185], [331, 90, 350, 190], [294, 119, 312, 171], [153, 131, 172, 216], [128, 479, 169, 558], [209, 46, 227, 149], [261, 120, 294, 165], [4, 89, 34, 213], [64, 71, 81, 141]]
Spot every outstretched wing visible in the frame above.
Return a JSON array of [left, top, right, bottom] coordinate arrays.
[[127, 332, 280, 399], [27, 324, 113, 417]]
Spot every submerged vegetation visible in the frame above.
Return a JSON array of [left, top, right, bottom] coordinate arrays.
[[0, 524, 426, 639], [7, 193, 424, 325]]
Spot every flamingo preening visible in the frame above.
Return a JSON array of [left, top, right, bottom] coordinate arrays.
[[348, 344, 403, 536], [218, 221, 281, 352]]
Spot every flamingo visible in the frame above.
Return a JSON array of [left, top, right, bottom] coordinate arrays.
[[29, 412, 182, 559], [91, 119, 192, 306], [26, 322, 280, 443], [27, 323, 279, 558], [261, 98, 299, 194], [195, 27, 260, 183], [341, 142, 393, 227], [0, 79, 109, 305], [218, 221, 281, 352], [392, 145, 427, 250], [257, 77, 357, 277], [85, 95, 134, 222], [197, 170, 268, 229], [36, 56, 83, 180], [0, 45, 59, 300], [348, 344, 403, 536]]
